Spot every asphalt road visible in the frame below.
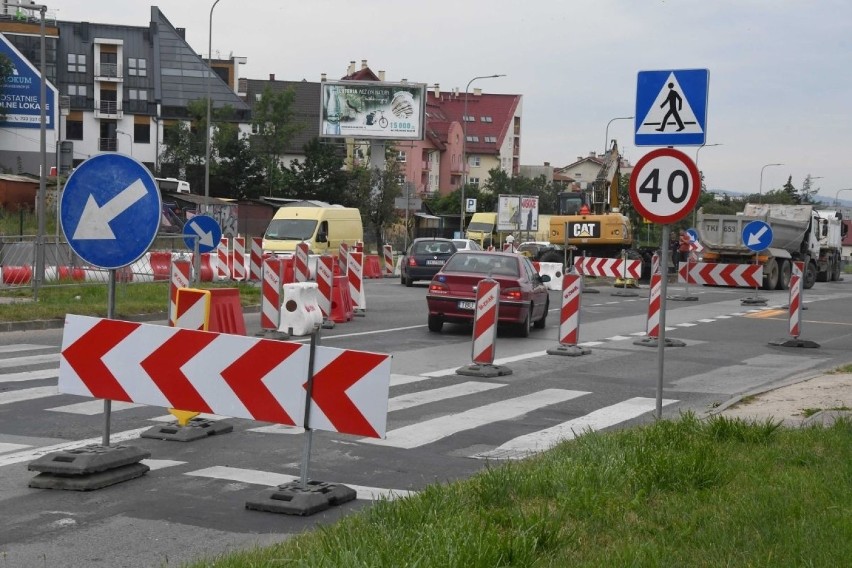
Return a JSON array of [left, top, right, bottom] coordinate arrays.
[[2, 276, 852, 567]]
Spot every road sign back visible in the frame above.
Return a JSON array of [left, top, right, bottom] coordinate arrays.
[[635, 69, 709, 147]]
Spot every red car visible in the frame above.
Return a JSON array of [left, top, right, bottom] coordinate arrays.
[[425, 251, 551, 336]]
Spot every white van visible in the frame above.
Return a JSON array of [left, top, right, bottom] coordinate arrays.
[[262, 205, 363, 255]]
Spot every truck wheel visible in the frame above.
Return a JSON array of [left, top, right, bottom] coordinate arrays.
[[804, 262, 817, 289], [776, 260, 791, 290], [816, 267, 828, 282], [831, 258, 842, 281], [763, 258, 779, 290]]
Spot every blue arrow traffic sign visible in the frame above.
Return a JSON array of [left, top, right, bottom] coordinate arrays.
[[635, 68, 709, 147], [686, 228, 699, 243], [60, 154, 162, 269], [183, 215, 222, 254], [742, 220, 773, 252]]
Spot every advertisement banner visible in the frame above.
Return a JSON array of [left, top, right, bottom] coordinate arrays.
[[320, 80, 425, 140], [0, 34, 57, 130], [497, 195, 539, 233]]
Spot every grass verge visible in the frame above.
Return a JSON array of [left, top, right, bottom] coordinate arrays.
[[184, 413, 851, 568]]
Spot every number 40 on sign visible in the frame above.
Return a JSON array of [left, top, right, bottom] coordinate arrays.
[[629, 148, 701, 225]]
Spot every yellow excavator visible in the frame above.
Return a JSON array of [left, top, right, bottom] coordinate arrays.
[[538, 140, 633, 263]]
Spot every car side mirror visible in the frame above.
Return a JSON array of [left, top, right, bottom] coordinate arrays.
[[539, 274, 551, 283], [316, 231, 328, 243]]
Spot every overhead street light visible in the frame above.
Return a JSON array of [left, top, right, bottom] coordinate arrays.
[[758, 162, 784, 204], [692, 143, 722, 226], [604, 116, 633, 155], [834, 188, 852, 207], [204, 0, 223, 201], [116, 130, 132, 157], [460, 74, 505, 235]]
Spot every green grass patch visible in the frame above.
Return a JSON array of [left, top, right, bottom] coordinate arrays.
[[183, 414, 852, 567], [0, 281, 260, 322]]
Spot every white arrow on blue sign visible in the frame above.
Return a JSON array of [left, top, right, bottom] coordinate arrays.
[[742, 220, 773, 252], [183, 215, 222, 254], [60, 154, 162, 270]]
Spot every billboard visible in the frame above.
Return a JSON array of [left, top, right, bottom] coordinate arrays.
[[497, 195, 539, 233], [0, 34, 57, 130], [320, 80, 426, 140]]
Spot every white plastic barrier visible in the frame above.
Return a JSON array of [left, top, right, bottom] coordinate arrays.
[[537, 262, 564, 291], [277, 282, 323, 336]]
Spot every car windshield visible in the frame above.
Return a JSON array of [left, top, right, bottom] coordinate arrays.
[[443, 253, 520, 277], [412, 241, 455, 255], [467, 222, 494, 232], [264, 219, 318, 240]]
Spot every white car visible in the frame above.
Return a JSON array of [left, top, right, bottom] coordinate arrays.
[[451, 239, 483, 251]]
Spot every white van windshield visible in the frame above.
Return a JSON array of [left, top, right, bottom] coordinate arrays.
[[264, 219, 318, 240]]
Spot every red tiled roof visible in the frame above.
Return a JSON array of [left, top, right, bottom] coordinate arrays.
[[426, 91, 519, 156], [341, 68, 381, 81]]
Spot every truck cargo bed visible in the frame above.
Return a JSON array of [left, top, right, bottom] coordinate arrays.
[[698, 204, 811, 254]]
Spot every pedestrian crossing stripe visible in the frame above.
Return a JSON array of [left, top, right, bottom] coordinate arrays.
[[635, 68, 709, 147]]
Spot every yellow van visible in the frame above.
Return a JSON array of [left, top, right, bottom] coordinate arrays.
[[466, 212, 498, 246], [262, 205, 363, 254]]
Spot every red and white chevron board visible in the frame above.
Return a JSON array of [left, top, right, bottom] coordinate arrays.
[[348, 251, 366, 310], [472, 279, 499, 365], [59, 315, 392, 438], [558, 273, 582, 346], [249, 237, 263, 281], [573, 257, 641, 279], [175, 288, 210, 330], [294, 242, 310, 283], [338, 242, 349, 275], [678, 262, 762, 288], [260, 257, 282, 331], [382, 244, 394, 275], [169, 259, 191, 326], [316, 256, 334, 319], [232, 236, 247, 281], [646, 272, 662, 338], [788, 261, 804, 338], [217, 237, 230, 279]]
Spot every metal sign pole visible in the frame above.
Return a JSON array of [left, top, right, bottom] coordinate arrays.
[[656, 226, 672, 419], [299, 326, 320, 489], [193, 237, 201, 285], [103, 269, 117, 446]]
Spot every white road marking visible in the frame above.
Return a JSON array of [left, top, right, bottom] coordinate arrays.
[[360, 389, 590, 449], [697, 319, 717, 323], [46, 400, 143, 415], [0, 353, 60, 369], [388, 381, 505, 412], [0, 344, 55, 354], [0, 385, 58, 406], [141, 459, 186, 471], [676, 322, 698, 327], [605, 335, 633, 341], [291, 324, 427, 342], [185, 466, 416, 501], [0, 368, 59, 384], [390, 373, 432, 386], [0, 442, 31, 454], [420, 350, 549, 377], [473, 397, 678, 460], [247, 424, 304, 434], [0, 427, 151, 468]]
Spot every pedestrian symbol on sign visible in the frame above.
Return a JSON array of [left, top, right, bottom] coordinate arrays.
[[637, 73, 702, 136]]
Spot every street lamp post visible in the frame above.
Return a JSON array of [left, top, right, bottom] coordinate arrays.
[[204, 0, 222, 201], [460, 73, 505, 235], [116, 130, 132, 157], [604, 116, 633, 155], [834, 188, 852, 207], [758, 163, 783, 204], [692, 143, 722, 226]]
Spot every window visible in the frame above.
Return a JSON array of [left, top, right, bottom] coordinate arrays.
[[134, 122, 151, 144], [66, 119, 83, 140], [67, 53, 86, 73], [468, 156, 480, 167], [484, 136, 498, 143], [469, 177, 480, 186], [67, 84, 87, 97], [128, 58, 147, 77], [480, 116, 493, 123], [463, 115, 475, 122], [466, 135, 479, 143], [128, 89, 148, 101], [396, 150, 406, 163]]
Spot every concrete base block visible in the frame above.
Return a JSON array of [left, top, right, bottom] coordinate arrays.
[[321, 319, 336, 329], [611, 288, 639, 297], [141, 418, 234, 442], [768, 337, 820, 348], [583, 288, 600, 294], [28, 444, 150, 475], [667, 294, 699, 302], [741, 296, 768, 306], [546, 344, 591, 357], [353, 309, 366, 317], [255, 329, 291, 341], [455, 363, 513, 377], [246, 480, 356, 516], [29, 462, 150, 491], [633, 336, 687, 348]]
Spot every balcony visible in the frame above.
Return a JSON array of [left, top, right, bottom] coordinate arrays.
[[95, 99, 123, 119], [421, 160, 430, 171], [95, 62, 123, 80], [99, 137, 117, 152]]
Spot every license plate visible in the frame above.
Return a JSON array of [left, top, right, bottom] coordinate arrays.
[[426, 259, 445, 266], [458, 301, 476, 310]]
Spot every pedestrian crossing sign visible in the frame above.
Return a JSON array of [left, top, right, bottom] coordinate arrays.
[[635, 69, 709, 147]]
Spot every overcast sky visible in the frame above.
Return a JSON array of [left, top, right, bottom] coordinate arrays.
[[47, 0, 852, 198]]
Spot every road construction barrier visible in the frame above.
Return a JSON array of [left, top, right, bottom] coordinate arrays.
[[260, 257, 283, 331], [456, 278, 512, 377], [207, 288, 246, 335], [216, 237, 230, 281], [149, 251, 172, 281], [364, 254, 383, 279], [294, 242, 310, 283], [547, 273, 590, 356], [678, 261, 762, 288], [645, 272, 662, 339], [232, 236, 247, 281], [174, 288, 211, 330], [193, 252, 215, 282], [278, 282, 323, 336], [574, 256, 641, 280], [382, 244, 394, 276], [330, 275, 354, 323], [789, 261, 803, 338], [249, 237, 263, 281], [354, 241, 364, 253], [316, 256, 334, 322], [347, 251, 366, 314], [537, 262, 563, 291], [338, 242, 349, 275], [651, 252, 660, 277], [169, 258, 192, 326]]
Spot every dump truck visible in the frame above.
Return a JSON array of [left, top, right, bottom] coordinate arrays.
[[697, 203, 844, 290]]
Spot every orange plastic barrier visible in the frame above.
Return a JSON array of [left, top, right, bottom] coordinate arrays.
[[364, 254, 383, 279], [149, 251, 172, 281], [2, 265, 32, 285], [330, 275, 353, 323], [207, 288, 246, 335]]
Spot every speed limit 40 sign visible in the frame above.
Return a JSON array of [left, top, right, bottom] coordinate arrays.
[[629, 148, 700, 224]]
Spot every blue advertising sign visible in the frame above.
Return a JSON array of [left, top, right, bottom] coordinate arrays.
[[0, 34, 57, 130], [61, 154, 162, 269], [183, 215, 222, 254], [742, 220, 773, 252], [635, 69, 709, 147]]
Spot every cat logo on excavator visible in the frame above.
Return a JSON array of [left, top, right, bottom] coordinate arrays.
[[570, 222, 600, 238]]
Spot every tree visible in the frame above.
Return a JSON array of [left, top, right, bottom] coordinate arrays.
[[213, 133, 264, 200], [251, 85, 302, 196], [0, 54, 12, 121], [799, 174, 820, 204], [350, 157, 402, 247], [281, 138, 350, 202]]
